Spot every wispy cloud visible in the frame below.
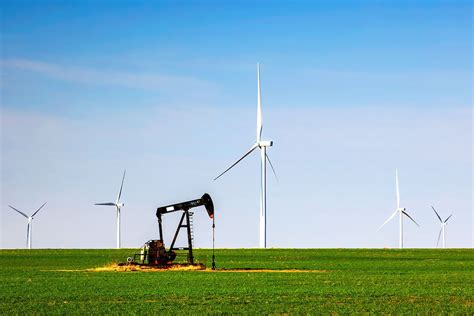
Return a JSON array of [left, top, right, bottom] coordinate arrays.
[[1, 58, 218, 94], [300, 66, 471, 84]]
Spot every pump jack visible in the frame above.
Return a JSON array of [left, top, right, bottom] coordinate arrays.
[[130, 193, 215, 267]]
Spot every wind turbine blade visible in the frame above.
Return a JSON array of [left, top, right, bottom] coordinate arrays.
[[431, 206, 442, 223], [444, 214, 453, 223], [436, 228, 442, 247], [402, 210, 419, 227], [377, 209, 399, 231], [8, 205, 29, 219], [256, 63, 263, 143], [117, 169, 126, 203], [95, 202, 116, 206], [265, 153, 278, 183], [214, 143, 258, 181], [31, 202, 47, 218], [395, 169, 400, 209]]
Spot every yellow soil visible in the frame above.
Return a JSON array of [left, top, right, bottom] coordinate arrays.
[[45, 262, 328, 273], [212, 269, 327, 273], [48, 264, 327, 273], [87, 263, 206, 272]]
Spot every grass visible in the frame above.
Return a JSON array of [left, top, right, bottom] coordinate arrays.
[[0, 248, 472, 314]]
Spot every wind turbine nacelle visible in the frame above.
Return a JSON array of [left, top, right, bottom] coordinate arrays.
[[156, 193, 215, 219], [259, 140, 273, 147]]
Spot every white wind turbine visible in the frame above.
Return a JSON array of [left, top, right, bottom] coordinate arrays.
[[378, 169, 419, 248], [214, 63, 276, 248], [431, 206, 452, 249], [95, 170, 126, 249], [8, 202, 47, 249]]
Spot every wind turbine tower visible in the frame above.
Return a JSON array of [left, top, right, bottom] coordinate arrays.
[[432, 206, 452, 248], [378, 169, 419, 248], [95, 170, 126, 249], [215, 63, 276, 248], [8, 202, 47, 249]]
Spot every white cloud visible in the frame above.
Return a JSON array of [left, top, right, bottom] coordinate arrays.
[[1, 58, 218, 94]]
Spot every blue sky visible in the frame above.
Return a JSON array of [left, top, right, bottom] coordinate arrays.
[[1, 1, 472, 249]]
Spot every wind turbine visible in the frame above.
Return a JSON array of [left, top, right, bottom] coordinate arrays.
[[431, 206, 452, 248], [8, 202, 47, 249], [378, 169, 419, 248], [95, 170, 126, 249], [214, 63, 276, 248]]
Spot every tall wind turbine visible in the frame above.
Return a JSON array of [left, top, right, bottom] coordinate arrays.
[[95, 170, 126, 249], [378, 169, 419, 248], [432, 206, 452, 248], [8, 202, 47, 249], [214, 63, 276, 248]]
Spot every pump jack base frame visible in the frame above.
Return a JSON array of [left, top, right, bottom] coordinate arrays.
[[119, 260, 206, 271]]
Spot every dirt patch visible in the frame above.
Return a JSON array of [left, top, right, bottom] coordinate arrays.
[[48, 265, 327, 273], [87, 263, 206, 272], [46, 263, 328, 273], [213, 268, 328, 273]]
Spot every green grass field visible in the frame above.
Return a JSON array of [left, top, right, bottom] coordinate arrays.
[[0, 248, 472, 314]]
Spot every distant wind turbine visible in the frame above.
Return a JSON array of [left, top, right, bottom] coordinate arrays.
[[8, 202, 47, 249], [431, 206, 452, 248], [214, 63, 276, 248], [95, 170, 126, 249], [378, 169, 419, 248]]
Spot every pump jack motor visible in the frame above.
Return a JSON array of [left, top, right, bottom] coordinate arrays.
[[129, 193, 215, 267]]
